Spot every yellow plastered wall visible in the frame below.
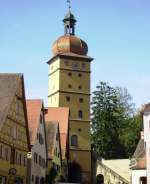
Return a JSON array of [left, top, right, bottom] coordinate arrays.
[[59, 93, 90, 120], [60, 58, 90, 72], [0, 160, 27, 182], [70, 121, 91, 150], [0, 87, 29, 183], [48, 58, 60, 107], [59, 70, 90, 94], [48, 58, 60, 75], [48, 71, 60, 94], [48, 56, 91, 175], [48, 93, 59, 107], [70, 150, 91, 172], [0, 119, 27, 149]]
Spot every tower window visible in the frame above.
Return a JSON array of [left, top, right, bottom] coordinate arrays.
[[72, 63, 78, 69], [64, 60, 69, 66], [82, 63, 86, 69], [78, 110, 83, 119], [68, 72, 72, 76], [71, 135, 78, 147], [79, 98, 83, 103], [78, 128, 82, 132], [68, 84, 72, 89], [66, 96, 70, 102], [78, 85, 82, 89], [78, 73, 82, 77]]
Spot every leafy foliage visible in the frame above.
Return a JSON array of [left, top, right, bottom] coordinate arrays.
[[119, 114, 142, 157], [91, 81, 141, 158], [45, 167, 57, 184]]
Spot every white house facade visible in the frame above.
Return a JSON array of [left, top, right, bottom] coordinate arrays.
[[26, 100, 47, 184], [143, 104, 150, 184]]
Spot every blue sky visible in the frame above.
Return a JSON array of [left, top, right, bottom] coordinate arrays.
[[0, 0, 150, 108]]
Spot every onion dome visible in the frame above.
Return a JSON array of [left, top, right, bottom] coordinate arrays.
[[52, 11, 88, 56], [52, 35, 88, 56]]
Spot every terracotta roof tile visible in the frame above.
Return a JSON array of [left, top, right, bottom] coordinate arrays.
[[142, 103, 150, 113], [135, 153, 146, 169], [131, 139, 146, 170], [133, 139, 145, 159], [45, 107, 69, 159], [26, 99, 43, 145]]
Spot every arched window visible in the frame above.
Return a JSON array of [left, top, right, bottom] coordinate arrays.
[[97, 174, 104, 184], [78, 110, 83, 119], [71, 135, 78, 147], [66, 96, 70, 102]]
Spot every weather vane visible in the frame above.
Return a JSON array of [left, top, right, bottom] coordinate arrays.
[[67, 0, 71, 11]]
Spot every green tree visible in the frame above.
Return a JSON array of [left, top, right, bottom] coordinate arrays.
[[119, 113, 142, 157], [91, 81, 141, 158], [45, 167, 58, 184]]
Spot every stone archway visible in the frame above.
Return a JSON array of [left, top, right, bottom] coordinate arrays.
[[68, 161, 82, 183], [96, 174, 104, 184]]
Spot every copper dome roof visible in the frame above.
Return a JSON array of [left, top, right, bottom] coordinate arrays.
[[52, 35, 88, 56]]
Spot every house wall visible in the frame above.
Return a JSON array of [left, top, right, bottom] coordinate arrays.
[[143, 111, 150, 184], [46, 123, 62, 179], [30, 111, 47, 183], [0, 85, 29, 184], [131, 170, 146, 184], [52, 129, 62, 173]]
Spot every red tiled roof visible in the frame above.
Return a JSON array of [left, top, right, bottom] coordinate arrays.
[[131, 139, 146, 170], [26, 99, 43, 145], [45, 107, 69, 159], [142, 103, 150, 113], [135, 154, 146, 169]]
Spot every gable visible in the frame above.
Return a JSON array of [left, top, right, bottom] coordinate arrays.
[[0, 74, 30, 151]]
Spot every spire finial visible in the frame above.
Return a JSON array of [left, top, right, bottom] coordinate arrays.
[[67, 0, 71, 11], [63, 1, 76, 35]]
